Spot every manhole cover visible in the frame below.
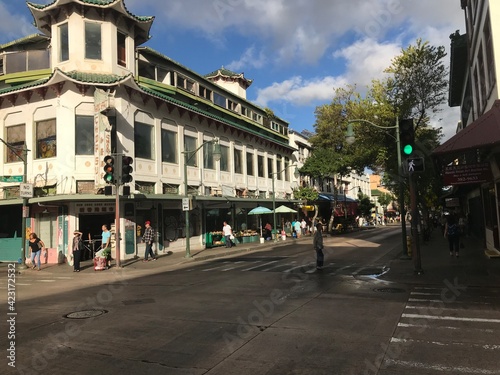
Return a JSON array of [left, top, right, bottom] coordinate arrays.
[[65, 309, 108, 319], [373, 287, 406, 293]]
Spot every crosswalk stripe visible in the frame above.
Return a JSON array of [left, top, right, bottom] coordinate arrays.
[[385, 359, 500, 374], [402, 313, 500, 323], [240, 260, 277, 271]]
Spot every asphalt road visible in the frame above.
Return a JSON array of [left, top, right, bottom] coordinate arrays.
[[2, 226, 500, 375]]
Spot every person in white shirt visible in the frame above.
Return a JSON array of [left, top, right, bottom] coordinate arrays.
[[223, 221, 233, 248]]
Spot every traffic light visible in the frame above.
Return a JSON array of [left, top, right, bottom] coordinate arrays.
[[103, 155, 115, 184], [121, 156, 133, 184], [399, 118, 415, 156]]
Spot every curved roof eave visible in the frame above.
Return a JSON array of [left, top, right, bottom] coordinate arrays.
[[27, 0, 154, 44]]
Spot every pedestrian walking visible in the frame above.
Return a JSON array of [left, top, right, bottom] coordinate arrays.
[[143, 221, 157, 261], [28, 233, 45, 271], [444, 215, 460, 257], [72, 230, 83, 272], [313, 223, 324, 270], [101, 224, 111, 249], [301, 219, 307, 236], [223, 221, 233, 248]]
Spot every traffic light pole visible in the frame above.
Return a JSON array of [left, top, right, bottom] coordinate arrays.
[[409, 171, 423, 274], [346, 117, 409, 258]]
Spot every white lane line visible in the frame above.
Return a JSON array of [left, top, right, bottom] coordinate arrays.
[[410, 292, 440, 295], [283, 263, 315, 273], [329, 265, 351, 275], [241, 260, 277, 271], [259, 262, 296, 272], [201, 261, 231, 271], [408, 298, 491, 305], [402, 313, 500, 323], [397, 322, 495, 333], [385, 359, 499, 374], [390, 337, 500, 350], [220, 261, 245, 271], [38, 280, 56, 283]]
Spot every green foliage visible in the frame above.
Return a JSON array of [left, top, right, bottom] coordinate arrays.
[[357, 196, 375, 217], [377, 192, 394, 208], [293, 186, 319, 203]]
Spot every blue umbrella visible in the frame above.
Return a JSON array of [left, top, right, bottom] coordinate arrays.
[[248, 206, 272, 237]]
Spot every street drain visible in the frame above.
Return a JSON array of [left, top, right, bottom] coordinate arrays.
[[65, 309, 108, 319], [373, 287, 406, 293]]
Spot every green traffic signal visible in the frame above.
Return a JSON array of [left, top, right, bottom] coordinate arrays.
[[403, 144, 413, 155]]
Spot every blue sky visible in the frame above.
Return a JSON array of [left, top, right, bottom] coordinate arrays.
[[0, 0, 465, 142]]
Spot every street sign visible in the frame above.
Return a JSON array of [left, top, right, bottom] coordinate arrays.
[[20, 183, 33, 198], [182, 197, 192, 211], [407, 157, 425, 173], [0, 175, 23, 182]]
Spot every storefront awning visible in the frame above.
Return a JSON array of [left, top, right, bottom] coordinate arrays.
[[433, 100, 500, 157], [318, 193, 357, 202]]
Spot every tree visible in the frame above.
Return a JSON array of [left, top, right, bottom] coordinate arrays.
[[293, 186, 319, 225]]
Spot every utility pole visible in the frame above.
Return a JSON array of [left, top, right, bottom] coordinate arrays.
[[409, 171, 423, 274]]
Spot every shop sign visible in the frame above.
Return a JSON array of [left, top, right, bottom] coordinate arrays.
[[443, 162, 492, 185]]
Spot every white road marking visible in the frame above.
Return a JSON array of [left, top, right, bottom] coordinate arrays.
[[241, 260, 277, 271], [402, 313, 500, 323], [385, 359, 499, 374]]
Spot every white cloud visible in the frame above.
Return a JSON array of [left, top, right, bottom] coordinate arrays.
[[254, 75, 347, 107], [226, 46, 267, 71]]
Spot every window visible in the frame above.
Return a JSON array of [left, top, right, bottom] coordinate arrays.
[[134, 122, 154, 159], [214, 92, 226, 107], [204, 140, 217, 170], [484, 15, 496, 91], [36, 119, 56, 159], [59, 23, 69, 62], [271, 121, 280, 132], [161, 129, 177, 163], [227, 100, 238, 112], [184, 136, 197, 167], [75, 116, 93, 155], [117, 31, 126, 67], [478, 44, 486, 109], [241, 106, 249, 117], [284, 158, 290, 182], [5, 124, 25, 163], [220, 145, 229, 172], [257, 155, 264, 177], [267, 157, 274, 178], [200, 86, 212, 100], [176, 75, 195, 93], [276, 157, 282, 180], [234, 149, 242, 174], [246, 152, 254, 176], [85, 22, 101, 60], [252, 112, 262, 123]]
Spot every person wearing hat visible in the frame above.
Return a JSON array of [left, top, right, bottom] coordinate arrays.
[[142, 221, 157, 262], [72, 230, 83, 272]]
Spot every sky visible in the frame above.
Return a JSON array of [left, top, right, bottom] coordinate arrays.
[[0, 0, 466, 143]]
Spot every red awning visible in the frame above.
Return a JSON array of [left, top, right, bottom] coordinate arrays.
[[433, 100, 500, 156]]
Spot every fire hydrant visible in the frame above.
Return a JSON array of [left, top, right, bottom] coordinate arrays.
[[406, 235, 412, 257]]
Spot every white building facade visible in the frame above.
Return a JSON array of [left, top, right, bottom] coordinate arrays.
[[0, 0, 298, 262]]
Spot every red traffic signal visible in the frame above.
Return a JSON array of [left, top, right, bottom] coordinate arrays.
[[121, 156, 133, 183], [103, 155, 115, 183]]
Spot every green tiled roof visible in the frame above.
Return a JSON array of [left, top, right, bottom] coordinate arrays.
[[205, 66, 253, 85], [63, 70, 131, 84], [0, 34, 49, 51], [138, 83, 294, 151], [0, 77, 50, 95], [27, 0, 153, 22]]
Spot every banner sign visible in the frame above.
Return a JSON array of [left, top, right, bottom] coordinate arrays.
[[443, 162, 492, 185]]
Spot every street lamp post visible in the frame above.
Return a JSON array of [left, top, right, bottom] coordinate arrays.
[[346, 117, 409, 258], [271, 164, 299, 241], [0, 138, 30, 269], [182, 138, 221, 258]]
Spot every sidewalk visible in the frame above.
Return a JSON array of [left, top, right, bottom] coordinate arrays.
[[381, 229, 500, 288]]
